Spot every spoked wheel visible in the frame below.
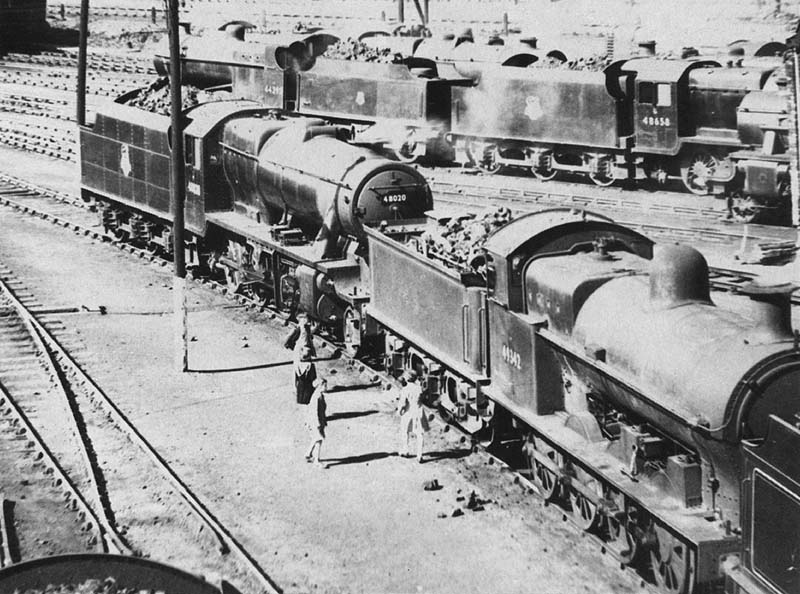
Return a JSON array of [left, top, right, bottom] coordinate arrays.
[[601, 500, 639, 565], [680, 151, 718, 195], [391, 131, 422, 164], [728, 191, 761, 224], [568, 473, 602, 531], [588, 156, 616, 187], [224, 240, 247, 294], [525, 439, 561, 502], [530, 151, 557, 181], [341, 306, 361, 357], [469, 143, 502, 174], [649, 523, 695, 594], [643, 160, 669, 186]]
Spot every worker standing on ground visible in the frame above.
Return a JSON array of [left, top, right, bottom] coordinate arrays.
[[305, 377, 328, 468], [397, 370, 428, 463]]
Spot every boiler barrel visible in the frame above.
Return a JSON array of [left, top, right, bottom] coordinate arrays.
[[253, 125, 432, 238]]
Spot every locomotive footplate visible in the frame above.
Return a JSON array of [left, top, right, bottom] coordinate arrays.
[[206, 211, 359, 272], [482, 382, 741, 591]]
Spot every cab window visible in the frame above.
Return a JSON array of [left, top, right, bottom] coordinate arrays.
[[638, 82, 672, 107]]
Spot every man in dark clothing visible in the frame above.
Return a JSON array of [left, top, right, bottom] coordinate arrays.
[[294, 347, 316, 405]]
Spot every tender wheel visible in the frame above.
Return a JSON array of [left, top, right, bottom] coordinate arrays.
[[649, 523, 694, 594], [530, 151, 557, 181], [568, 472, 601, 531], [468, 142, 502, 174], [680, 151, 718, 195], [391, 132, 422, 164], [588, 156, 616, 187]]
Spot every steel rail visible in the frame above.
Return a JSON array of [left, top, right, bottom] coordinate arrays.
[[0, 272, 282, 594]]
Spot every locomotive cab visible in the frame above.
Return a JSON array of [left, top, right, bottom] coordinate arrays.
[[626, 58, 720, 155], [724, 415, 800, 594]]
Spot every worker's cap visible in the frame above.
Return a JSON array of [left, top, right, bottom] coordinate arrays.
[[404, 369, 418, 381], [313, 378, 327, 388]]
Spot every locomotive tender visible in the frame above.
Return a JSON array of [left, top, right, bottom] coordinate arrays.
[[79, 92, 799, 594], [158, 30, 793, 221]]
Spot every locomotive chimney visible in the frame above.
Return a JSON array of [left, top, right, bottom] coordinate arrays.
[[649, 244, 712, 310], [740, 283, 795, 344]]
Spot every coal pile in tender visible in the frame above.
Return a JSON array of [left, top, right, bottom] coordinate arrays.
[[323, 38, 406, 63], [416, 206, 513, 274], [123, 78, 219, 115]]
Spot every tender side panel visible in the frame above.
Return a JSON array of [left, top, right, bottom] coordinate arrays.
[[451, 71, 620, 148], [367, 231, 484, 379], [298, 61, 428, 123], [80, 115, 205, 235]]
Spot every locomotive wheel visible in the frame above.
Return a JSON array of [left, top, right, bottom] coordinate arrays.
[[601, 503, 639, 565], [224, 240, 246, 294], [643, 160, 669, 186], [680, 151, 718, 195], [530, 152, 557, 181], [476, 145, 502, 174], [391, 132, 422, 164], [728, 191, 760, 224], [568, 475, 602, 532], [341, 307, 361, 357], [526, 439, 561, 502], [649, 524, 694, 594], [588, 157, 616, 187]]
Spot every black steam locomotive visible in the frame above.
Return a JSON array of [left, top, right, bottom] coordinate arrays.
[[155, 31, 792, 222], [80, 98, 432, 327], [79, 94, 799, 594]]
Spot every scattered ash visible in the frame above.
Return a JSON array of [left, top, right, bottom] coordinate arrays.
[[122, 78, 225, 115], [323, 38, 406, 63]]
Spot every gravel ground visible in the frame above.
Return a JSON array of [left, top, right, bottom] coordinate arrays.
[[0, 149, 653, 593]]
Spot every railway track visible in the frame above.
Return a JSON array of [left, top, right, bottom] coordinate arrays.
[[0, 173, 659, 594], [0, 263, 281, 592], [3, 165, 797, 594]]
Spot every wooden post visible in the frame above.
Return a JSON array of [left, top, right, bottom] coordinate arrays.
[[76, 0, 89, 127], [398, 0, 404, 24], [167, 0, 188, 372]]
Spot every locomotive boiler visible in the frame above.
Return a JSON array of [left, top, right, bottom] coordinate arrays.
[[367, 208, 800, 593]]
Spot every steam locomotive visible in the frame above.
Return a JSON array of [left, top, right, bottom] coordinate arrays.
[[155, 30, 792, 222], [79, 93, 799, 594], [79, 98, 432, 327]]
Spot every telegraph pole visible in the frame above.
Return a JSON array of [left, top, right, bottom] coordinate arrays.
[[77, 0, 89, 126], [167, 0, 188, 372]]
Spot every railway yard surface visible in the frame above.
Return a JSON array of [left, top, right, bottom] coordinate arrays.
[[0, 147, 649, 594], [0, 1, 799, 594]]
